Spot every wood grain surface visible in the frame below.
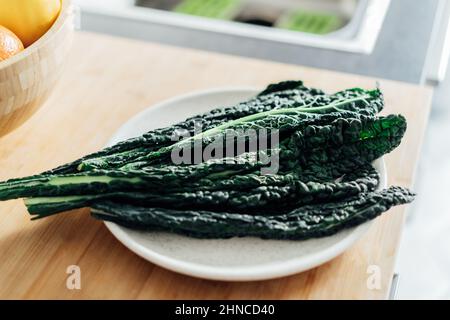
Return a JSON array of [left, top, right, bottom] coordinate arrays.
[[0, 31, 432, 299]]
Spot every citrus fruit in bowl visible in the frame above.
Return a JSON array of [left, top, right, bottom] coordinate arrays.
[[0, 0, 62, 47], [0, 25, 24, 61], [0, 0, 73, 136]]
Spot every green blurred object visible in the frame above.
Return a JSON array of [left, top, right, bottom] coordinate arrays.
[[174, 0, 241, 20], [278, 10, 344, 35]]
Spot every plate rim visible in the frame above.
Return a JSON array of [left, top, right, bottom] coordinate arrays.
[[104, 87, 387, 281]]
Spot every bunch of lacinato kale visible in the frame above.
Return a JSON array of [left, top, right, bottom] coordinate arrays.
[[0, 81, 414, 240]]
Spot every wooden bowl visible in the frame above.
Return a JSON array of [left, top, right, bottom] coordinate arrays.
[[0, 0, 74, 136]]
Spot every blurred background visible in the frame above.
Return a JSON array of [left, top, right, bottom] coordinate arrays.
[[72, 0, 450, 299]]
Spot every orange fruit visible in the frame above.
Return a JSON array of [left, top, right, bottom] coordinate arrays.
[[0, 25, 24, 62]]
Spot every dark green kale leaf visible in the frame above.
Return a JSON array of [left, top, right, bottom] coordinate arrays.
[[90, 187, 414, 240]]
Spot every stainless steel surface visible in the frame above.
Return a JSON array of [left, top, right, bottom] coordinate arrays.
[[426, 0, 450, 83], [74, 0, 439, 84], [137, 0, 357, 35], [389, 273, 399, 300], [76, 0, 390, 54]]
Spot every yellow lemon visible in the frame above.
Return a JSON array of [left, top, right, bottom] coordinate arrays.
[[0, 0, 61, 47]]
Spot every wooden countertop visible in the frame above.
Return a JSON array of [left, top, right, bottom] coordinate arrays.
[[0, 32, 432, 299]]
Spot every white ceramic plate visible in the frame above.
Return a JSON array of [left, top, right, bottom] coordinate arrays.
[[104, 88, 387, 281]]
